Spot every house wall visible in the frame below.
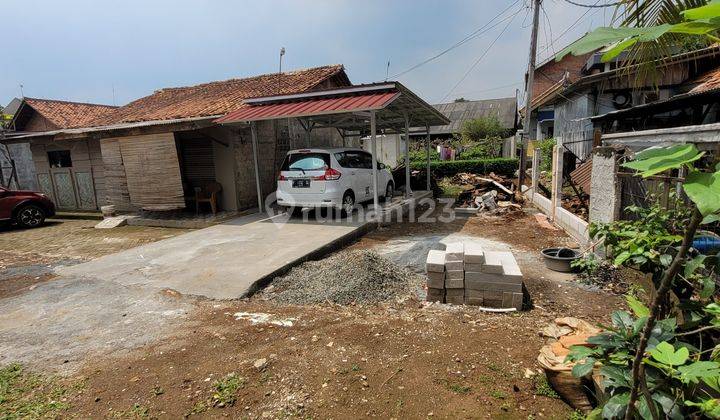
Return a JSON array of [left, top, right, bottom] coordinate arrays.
[[28, 138, 105, 210], [23, 112, 59, 132], [99, 138, 134, 212], [554, 93, 594, 160], [361, 134, 404, 167], [0, 143, 37, 190]]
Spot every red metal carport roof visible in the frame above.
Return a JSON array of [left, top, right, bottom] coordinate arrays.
[[215, 91, 400, 123]]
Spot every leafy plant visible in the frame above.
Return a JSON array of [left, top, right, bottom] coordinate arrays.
[[557, 1, 720, 64], [571, 253, 601, 274], [563, 141, 720, 419], [535, 138, 556, 172], [589, 199, 690, 270], [209, 373, 244, 408], [460, 115, 508, 143], [567, 296, 720, 419], [461, 138, 505, 160]]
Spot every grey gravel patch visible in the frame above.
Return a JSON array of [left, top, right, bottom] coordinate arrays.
[[263, 250, 423, 305]]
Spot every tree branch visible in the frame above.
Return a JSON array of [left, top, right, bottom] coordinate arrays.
[[624, 207, 703, 420]]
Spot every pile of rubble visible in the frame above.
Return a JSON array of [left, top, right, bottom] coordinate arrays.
[[263, 250, 423, 305], [453, 172, 521, 214], [425, 242, 525, 310]]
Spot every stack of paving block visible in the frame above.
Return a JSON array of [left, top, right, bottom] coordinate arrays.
[[425, 241, 524, 310]]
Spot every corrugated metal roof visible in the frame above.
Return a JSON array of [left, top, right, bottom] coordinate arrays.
[[430, 98, 517, 134], [216, 91, 400, 123]]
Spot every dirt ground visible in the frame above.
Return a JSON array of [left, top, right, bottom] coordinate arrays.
[[0, 208, 624, 419]]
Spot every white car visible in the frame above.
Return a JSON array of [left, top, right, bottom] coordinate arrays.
[[276, 148, 395, 214]]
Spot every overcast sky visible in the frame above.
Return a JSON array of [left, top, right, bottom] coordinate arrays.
[[1, 0, 611, 108]]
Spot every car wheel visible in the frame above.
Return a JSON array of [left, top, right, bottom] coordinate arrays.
[[341, 192, 355, 217], [16, 204, 45, 228], [383, 182, 394, 202]]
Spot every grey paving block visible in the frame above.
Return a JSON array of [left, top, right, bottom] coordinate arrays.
[[446, 270, 464, 280], [464, 242, 485, 264], [426, 287, 445, 303], [426, 271, 445, 289], [445, 260, 464, 271], [483, 290, 503, 308], [445, 288, 464, 305], [497, 251, 523, 280], [445, 242, 464, 262], [464, 279, 523, 293], [464, 296, 483, 306], [445, 278, 464, 289], [512, 292, 524, 310], [481, 251, 504, 274], [426, 250, 446, 273], [502, 292, 514, 308], [464, 263, 484, 272], [465, 271, 522, 285]]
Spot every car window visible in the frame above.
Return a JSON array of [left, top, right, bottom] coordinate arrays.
[[359, 152, 374, 169], [335, 151, 366, 169], [281, 153, 330, 171]]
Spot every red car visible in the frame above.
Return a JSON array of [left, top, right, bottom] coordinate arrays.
[[0, 186, 56, 228]]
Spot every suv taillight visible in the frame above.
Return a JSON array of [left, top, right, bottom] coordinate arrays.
[[315, 168, 341, 181], [278, 173, 287, 181]]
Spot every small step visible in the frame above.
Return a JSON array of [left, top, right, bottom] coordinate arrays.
[[480, 251, 504, 274]]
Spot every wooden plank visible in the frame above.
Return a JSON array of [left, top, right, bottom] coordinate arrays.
[[100, 138, 133, 211], [118, 133, 185, 210]]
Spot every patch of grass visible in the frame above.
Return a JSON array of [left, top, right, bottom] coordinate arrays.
[[487, 362, 502, 372], [351, 364, 361, 372], [567, 410, 586, 420], [210, 373, 245, 407], [152, 386, 164, 396], [0, 363, 70, 419], [130, 403, 149, 418], [188, 401, 207, 416], [533, 375, 560, 399], [490, 390, 507, 400], [438, 178, 465, 198], [449, 384, 472, 394]]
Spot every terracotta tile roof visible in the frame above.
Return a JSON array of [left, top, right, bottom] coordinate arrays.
[[93, 65, 350, 126], [690, 66, 720, 94], [23, 98, 117, 129]]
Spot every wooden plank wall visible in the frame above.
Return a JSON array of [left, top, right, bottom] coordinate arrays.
[[117, 133, 185, 210], [99, 138, 134, 211]]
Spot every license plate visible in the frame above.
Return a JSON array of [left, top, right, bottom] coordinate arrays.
[[292, 179, 311, 188]]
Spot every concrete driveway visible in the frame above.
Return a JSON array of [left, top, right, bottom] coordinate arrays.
[[58, 212, 370, 299]]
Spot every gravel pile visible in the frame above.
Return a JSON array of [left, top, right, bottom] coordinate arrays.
[[263, 250, 423, 305]]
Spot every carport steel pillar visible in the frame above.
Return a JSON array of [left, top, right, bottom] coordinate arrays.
[[425, 123, 431, 192], [250, 122, 263, 211], [404, 113, 411, 198], [370, 111, 379, 214]]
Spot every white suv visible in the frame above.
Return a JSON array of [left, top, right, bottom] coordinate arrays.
[[276, 148, 395, 214]]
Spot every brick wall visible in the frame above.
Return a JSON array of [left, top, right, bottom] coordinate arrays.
[[532, 53, 592, 100]]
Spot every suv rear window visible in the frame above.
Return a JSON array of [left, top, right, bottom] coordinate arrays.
[[281, 153, 331, 171]]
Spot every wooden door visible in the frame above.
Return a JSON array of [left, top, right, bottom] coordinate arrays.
[[50, 168, 78, 209]]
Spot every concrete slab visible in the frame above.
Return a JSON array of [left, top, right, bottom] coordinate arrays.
[[58, 213, 371, 299]]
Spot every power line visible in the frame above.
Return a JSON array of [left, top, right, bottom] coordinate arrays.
[[449, 81, 524, 97], [562, 0, 621, 8], [541, 3, 556, 56], [389, 0, 523, 79], [439, 8, 522, 103]]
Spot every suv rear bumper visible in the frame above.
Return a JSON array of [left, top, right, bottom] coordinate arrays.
[[276, 191, 343, 209]]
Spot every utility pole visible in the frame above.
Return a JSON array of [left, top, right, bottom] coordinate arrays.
[[519, 0, 542, 192]]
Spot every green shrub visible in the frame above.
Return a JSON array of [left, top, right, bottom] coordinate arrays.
[[410, 158, 518, 178], [461, 115, 507, 141], [534, 138, 555, 172], [409, 149, 439, 163], [460, 137, 505, 160]]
